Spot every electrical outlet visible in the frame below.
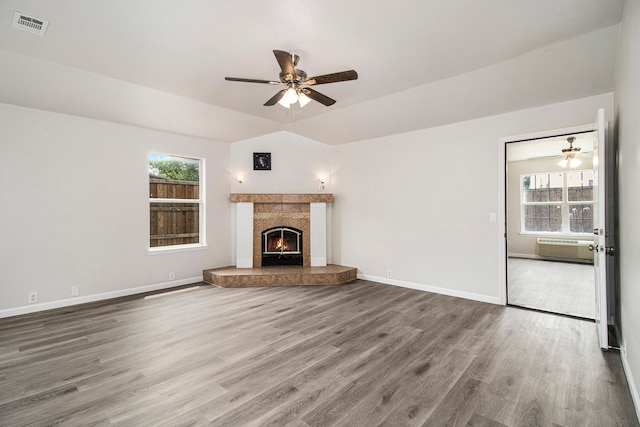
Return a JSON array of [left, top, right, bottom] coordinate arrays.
[[71, 285, 80, 296], [622, 338, 627, 357], [28, 291, 38, 304], [386, 269, 393, 278], [169, 272, 175, 280]]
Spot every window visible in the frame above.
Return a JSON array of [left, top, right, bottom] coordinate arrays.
[[567, 171, 594, 233], [148, 153, 204, 249], [521, 170, 593, 234]]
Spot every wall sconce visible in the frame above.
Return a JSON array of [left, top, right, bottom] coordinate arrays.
[[318, 176, 326, 191], [235, 175, 244, 184]]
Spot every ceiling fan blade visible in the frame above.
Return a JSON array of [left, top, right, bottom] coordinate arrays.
[[273, 50, 296, 77], [225, 77, 280, 85], [264, 89, 287, 106], [305, 70, 358, 85], [302, 88, 336, 106]]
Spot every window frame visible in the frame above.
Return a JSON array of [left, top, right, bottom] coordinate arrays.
[[147, 153, 206, 254], [520, 170, 594, 237]]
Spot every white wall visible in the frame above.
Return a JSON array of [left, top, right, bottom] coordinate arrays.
[[0, 103, 231, 316], [614, 0, 640, 415], [331, 93, 613, 304], [230, 131, 332, 195]]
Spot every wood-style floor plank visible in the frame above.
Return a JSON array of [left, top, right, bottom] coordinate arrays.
[[0, 280, 637, 426]]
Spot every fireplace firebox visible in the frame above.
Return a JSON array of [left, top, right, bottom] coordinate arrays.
[[262, 226, 303, 266]]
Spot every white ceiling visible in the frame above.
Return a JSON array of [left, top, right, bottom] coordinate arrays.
[[0, 0, 624, 144]]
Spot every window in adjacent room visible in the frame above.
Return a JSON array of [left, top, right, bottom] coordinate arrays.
[[566, 170, 595, 233], [521, 170, 593, 234], [148, 153, 204, 250]]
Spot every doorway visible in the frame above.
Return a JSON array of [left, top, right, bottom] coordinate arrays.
[[505, 131, 596, 320]]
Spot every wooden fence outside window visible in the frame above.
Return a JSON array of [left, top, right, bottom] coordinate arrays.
[[149, 178, 200, 247]]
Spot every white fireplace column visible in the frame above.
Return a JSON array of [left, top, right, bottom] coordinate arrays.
[[310, 202, 327, 267], [236, 202, 254, 268]]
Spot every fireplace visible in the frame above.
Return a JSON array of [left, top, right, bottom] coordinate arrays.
[[262, 226, 303, 266], [231, 193, 332, 268]]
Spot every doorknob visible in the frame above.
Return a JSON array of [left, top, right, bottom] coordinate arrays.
[[605, 246, 616, 256]]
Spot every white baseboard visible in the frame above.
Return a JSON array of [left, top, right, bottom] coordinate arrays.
[[0, 276, 202, 319], [620, 340, 640, 422], [508, 253, 541, 260], [357, 274, 502, 305]]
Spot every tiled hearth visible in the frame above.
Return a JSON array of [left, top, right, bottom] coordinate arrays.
[[202, 193, 357, 287], [203, 265, 357, 287]]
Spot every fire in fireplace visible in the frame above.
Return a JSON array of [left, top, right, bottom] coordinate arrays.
[[262, 226, 303, 266]]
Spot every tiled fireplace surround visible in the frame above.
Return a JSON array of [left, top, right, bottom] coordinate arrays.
[[233, 193, 333, 268], [202, 194, 357, 287]]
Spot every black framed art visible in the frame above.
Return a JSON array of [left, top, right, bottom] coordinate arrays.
[[253, 152, 271, 170]]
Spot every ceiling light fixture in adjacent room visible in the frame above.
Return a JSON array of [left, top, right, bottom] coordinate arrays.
[[558, 136, 582, 168]]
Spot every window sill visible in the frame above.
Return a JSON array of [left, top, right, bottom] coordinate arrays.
[[148, 244, 208, 255]]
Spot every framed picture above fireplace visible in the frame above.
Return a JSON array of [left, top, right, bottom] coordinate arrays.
[[253, 152, 271, 170]]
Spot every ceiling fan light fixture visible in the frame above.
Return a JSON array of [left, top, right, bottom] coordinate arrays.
[[282, 87, 298, 105], [278, 97, 291, 108], [298, 91, 311, 108]]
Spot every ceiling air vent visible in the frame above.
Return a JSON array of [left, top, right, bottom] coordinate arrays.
[[12, 11, 49, 36]]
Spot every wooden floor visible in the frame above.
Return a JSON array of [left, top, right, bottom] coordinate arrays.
[[508, 258, 595, 319], [0, 280, 637, 426]]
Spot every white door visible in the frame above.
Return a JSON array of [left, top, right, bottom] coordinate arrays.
[[592, 108, 609, 350]]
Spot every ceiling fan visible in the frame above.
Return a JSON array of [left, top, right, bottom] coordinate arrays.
[[558, 136, 582, 168], [225, 50, 358, 108]]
